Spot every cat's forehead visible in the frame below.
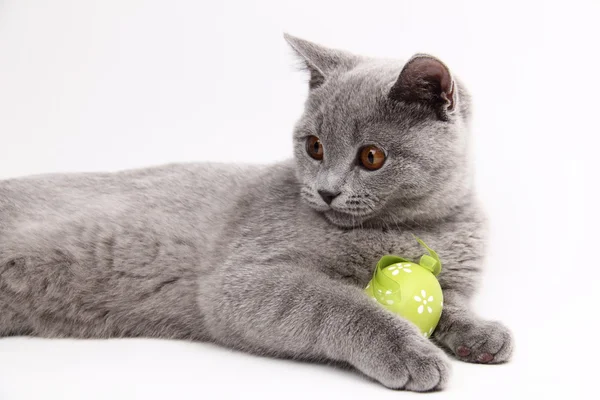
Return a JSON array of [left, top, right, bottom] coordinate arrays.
[[319, 62, 400, 105], [307, 61, 415, 142]]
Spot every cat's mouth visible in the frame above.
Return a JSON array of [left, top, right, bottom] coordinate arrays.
[[300, 187, 382, 226], [330, 204, 375, 217], [323, 208, 377, 228]]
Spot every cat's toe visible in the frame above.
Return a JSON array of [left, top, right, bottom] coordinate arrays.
[[476, 352, 494, 363], [365, 336, 451, 391], [403, 345, 451, 392], [456, 345, 471, 357], [451, 320, 514, 364]]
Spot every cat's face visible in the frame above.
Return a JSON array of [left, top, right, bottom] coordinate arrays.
[[287, 35, 473, 228]]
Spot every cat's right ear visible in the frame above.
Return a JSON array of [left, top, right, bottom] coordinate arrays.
[[284, 34, 357, 90]]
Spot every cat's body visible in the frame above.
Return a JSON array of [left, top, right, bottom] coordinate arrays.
[[0, 36, 513, 391]]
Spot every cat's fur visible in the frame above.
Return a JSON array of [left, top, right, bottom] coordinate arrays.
[[0, 35, 513, 391]]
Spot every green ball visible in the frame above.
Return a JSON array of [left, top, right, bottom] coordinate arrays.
[[365, 240, 444, 338]]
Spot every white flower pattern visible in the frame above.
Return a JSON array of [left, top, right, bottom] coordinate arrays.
[[387, 263, 413, 276], [414, 289, 434, 314]]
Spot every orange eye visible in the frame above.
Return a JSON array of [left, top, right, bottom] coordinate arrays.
[[306, 136, 323, 160], [360, 145, 386, 170]]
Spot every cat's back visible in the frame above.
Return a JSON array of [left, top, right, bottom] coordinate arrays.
[[0, 162, 265, 229], [0, 161, 276, 280]]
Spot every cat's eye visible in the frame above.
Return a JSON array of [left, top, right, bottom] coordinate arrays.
[[306, 136, 323, 160], [359, 145, 386, 170]]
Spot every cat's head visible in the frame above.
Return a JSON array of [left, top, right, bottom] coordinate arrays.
[[286, 34, 473, 228]]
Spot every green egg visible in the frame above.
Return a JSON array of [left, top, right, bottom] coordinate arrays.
[[365, 238, 443, 338]]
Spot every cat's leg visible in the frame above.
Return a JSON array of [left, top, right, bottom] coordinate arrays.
[[200, 261, 451, 391], [0, 256, 33, 337], [432, 290, 514, 364], [0, 305, 32, 337], [406, 223, 514, 364]]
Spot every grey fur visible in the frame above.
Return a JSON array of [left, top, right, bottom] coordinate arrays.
[[0, 35, 513, 391]]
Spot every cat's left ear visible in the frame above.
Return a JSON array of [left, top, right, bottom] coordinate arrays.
[[284, 33, 358, 90], [388, 54, 457, 118]]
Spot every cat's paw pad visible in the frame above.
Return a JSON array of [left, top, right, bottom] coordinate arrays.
[[451, 320, 513, 364]]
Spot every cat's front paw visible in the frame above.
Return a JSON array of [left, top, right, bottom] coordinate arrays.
[[442, 320, 514, 364], [362, 334, 451, 391]]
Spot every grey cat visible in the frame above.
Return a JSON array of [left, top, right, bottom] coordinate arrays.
[[0, 35, 513, 391]]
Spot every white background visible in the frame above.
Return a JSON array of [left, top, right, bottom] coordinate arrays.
[[1, 0, 599, 398]]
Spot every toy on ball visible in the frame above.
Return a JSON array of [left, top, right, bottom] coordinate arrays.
[[365, 237, 443, 338]]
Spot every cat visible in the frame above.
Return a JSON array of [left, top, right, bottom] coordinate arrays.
[[0, 34, 513, 391]]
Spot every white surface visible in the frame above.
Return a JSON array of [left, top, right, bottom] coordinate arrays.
[[1, 0, 599, 398]]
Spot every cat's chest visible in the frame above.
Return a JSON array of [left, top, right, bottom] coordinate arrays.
[[298, 225, 418, 287], [223, 196, 431, 287]]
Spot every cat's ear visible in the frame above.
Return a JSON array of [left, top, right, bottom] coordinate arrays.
[[284, 33, 357, 90], [388, 54, 457, 118]]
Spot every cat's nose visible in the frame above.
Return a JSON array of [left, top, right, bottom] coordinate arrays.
[[318, 190, 340, 205]]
